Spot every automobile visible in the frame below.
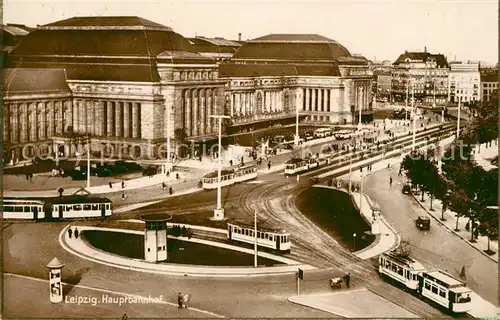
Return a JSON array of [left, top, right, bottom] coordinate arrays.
[[415, 216, 430, 230], [402, 184, 411, 194]]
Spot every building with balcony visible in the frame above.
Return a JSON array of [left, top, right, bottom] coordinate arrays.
[[188, 36, 243, 62], [5, 16, 226, 162], [391, 48, 449, 106], [480, 71, 498, 102], [219, 34, 373, 133], [448, 62, 480, 104]]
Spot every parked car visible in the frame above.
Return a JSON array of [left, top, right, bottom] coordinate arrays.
[[402, 184, 411, 194]]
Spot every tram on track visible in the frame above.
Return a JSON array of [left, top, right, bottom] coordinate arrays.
[[2, 196, 113, 220], [284, 157, 330, 175], [227, 221, 291, 252], [379, 251, 472, 314], [202, 165, 258, 190]]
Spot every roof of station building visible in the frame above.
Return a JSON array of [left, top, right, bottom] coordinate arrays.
[[219, 62, 341, 77], [232, 34, 352, 62], [188, 36, 242, 54], [8, 16, 215, 82], [3, 68, 71, 97]]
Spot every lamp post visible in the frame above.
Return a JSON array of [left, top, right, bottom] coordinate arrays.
[[433, 77, 436, 108], [411, 84, 416, 150], [456, 96, 461, 139], [86, 134, 90, 189], [359, 171, 365, 215], [167, 101, 172, 169], [358, 87, 363, 131], [254, 208, 258, 268], [210, 115, 231, 220], [294, 97, 300, 146], [348, 155, 353, 194], [353, 233, 357, 251], [405, 78, 409, 122]]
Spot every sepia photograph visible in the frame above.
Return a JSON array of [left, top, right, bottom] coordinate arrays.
[[1, 0, 498, 318]]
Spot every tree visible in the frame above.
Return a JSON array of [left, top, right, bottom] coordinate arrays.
[[477, 208, 498, 254]]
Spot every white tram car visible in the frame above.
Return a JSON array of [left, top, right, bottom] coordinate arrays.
[[2, 199, 46, 220], [227, 222, 291, 252], [51, 195, 112, 219], [202, 165, 258, 190], [284, 157, 320, 175], [379, 251, 472, 313]]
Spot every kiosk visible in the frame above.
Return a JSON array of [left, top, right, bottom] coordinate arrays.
[[47, 257, 64, 303], [141, 214, 172, 262], [370, 202, 382, 235]]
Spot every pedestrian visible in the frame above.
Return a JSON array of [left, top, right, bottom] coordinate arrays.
[[109, 182, 113, 189], [344, 273, 351, 288], [460, 266, 466, 279], [122, 192, 126, 200], [68, 228, 73, 239], [169, 187, 173, 195], [74, 228, 79, 239], [267, 161, 271, 170], [121, 181, 125, 189], [389, 177, 393, 186], [162, 182, 166, 190], [183, 293, 190, 308], [229, 160, 233, 166], [177, 292, 183, 308]]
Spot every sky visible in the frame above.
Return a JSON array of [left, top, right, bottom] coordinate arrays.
[[3, 0, 498, 64]]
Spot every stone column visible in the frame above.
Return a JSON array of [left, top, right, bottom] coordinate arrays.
[[97, 101, 105, 136], [123, 101, 131, 138], [192, 91, 199, 136], [185, 92, 191, 136], [107, 101, 114, 137], [132, 103, 139, 139], [303, 88, 309, 111], [45, 102, 52, 138], [20, 104, 27, 142], [229, 92, 234, 117], [115, 101, 122, 137], [200, 90, 206, 135], [311, 89, 317, 112], [323, 89, 328, 113], [136, 103, 141, 139], [5, 104, 10, 143], [207, 91, 213, 133]]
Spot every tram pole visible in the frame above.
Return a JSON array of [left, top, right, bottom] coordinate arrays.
[[209, 115, 231, 220], [348, 156, 352, 194], [86, 134, 90, 189], [254, 209, 258, 268], [411, 85, 416, 151]]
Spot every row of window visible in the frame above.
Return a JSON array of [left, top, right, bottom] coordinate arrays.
[[232, 227, 290, 243], [54, 203, 110, 211], [179, 71, 216, 81], [483, 82, 498, 88], [423, 280, 447, 298], [203, 174, 234, 184], [308, 115, 331, 122], [3, 205, 43, 212], [234, 167, 257, 176], [380, 258, 418, 281]]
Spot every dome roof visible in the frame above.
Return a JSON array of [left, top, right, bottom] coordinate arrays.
[[232, 34, 352, 62]]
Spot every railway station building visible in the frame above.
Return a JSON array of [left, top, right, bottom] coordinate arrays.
[[4, 16, 373, 163]]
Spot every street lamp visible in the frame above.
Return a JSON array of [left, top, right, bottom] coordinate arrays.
[[358, 87, 364, 131], [166, 101, 172, 170], [348, 155, 353, 194], [353, 233, 357, 251], [456, 96, 462, 139], [411, 83, 416, 150], [254, 207, 258, 268], [359, 171, 366, 215], [209, 114, 231, 221], [294, 96, 300, 146]]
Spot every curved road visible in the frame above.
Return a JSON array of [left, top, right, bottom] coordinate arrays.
[[363, 164, 497, 305]]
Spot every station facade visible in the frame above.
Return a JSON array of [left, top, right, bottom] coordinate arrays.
[[4, 16, 373, 163]]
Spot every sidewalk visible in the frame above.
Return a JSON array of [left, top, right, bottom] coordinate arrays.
[[59, 225, 316, 277], [3, 170, 205, 198], [411, 192, 498, 263]]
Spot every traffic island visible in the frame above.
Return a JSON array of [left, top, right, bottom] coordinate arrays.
[[294, 187, 375, 252], [82, 230, 282, 267]]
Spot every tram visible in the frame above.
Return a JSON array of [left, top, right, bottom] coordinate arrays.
[[2, 199, 46, 220], [379, 251, 472, 313], [50, 195, 112, 219], [227, 221, 291, 252], [2, 196, 112, 220], [202, 165, 258, 190], [284, 157, 320, 175]]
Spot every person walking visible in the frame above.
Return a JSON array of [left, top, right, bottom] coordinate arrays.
[[389, 177, 393, 186], [177, 292, 183, 308], [460, 266, 466, 279], [74, 228, 79, 239], [344, 273, 351, 288], [183, 293, 190, 308], [68, 228, 73, 239]]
